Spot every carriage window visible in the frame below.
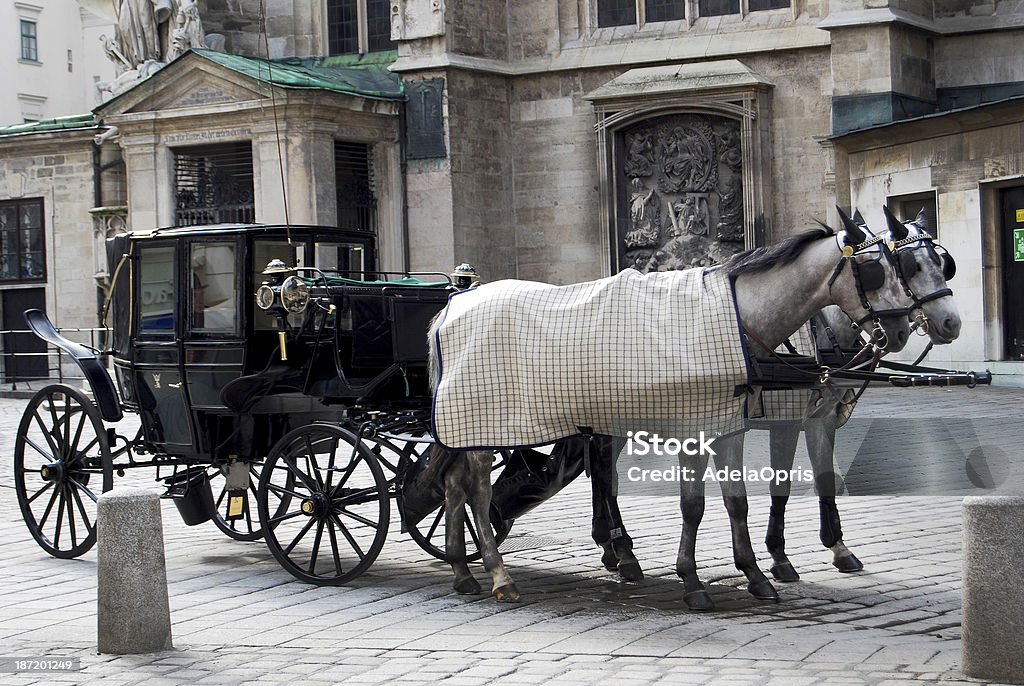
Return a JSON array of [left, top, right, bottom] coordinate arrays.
[[190, 243, 237, 334], [315, 242, 366, 276], [139, 246, 176, 334]]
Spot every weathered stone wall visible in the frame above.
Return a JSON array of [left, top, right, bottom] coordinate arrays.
[[0, 131, 103, 331], [200, 0, 318, 58], [935, 30, 1024, 88], [447, 0, 509, 61]]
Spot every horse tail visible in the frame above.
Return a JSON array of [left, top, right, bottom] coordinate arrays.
[[418, 442, 452, 486], [427, 309, 443, 393]]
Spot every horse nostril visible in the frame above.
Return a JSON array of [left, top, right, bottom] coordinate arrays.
[[944, 317, 961, 338], [897, 329, 909, 347]]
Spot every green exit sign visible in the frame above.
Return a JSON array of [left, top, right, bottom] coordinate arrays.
[[1016, 228, 1024, 262]]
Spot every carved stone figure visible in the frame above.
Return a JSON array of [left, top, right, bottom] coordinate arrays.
[[624, 178, 660, 248], [617, 114, 743, 273]]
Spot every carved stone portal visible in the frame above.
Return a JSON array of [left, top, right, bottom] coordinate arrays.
[[616, 114, 745, 273]]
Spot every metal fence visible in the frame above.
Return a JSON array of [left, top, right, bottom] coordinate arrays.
[[0, 326, 111, 392]]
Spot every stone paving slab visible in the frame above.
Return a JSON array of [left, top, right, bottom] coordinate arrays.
[[0, 387, 1021, 683]]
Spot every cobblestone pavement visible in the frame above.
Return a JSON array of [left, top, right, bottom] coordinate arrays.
[[0, 386, 1020, 685]]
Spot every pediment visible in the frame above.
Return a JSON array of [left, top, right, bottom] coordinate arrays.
[[96, 53, 271, 117]]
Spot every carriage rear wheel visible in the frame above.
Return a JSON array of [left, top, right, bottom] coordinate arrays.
[[399, 443, 514, 563], [257, 424, 390, 585], [208, 461, 265, 542], [14, 384, 113, 559]]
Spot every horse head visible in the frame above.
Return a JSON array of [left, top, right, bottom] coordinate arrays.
[[880, 206, 961, 344], [828, 207, 913, 353]]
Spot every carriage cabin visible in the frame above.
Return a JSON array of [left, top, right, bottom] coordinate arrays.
[[104, 223, 386, 460]]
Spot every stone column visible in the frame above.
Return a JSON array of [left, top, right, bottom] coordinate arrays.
[[961, 495, 1024, 683], [97, 488, 173, 654]]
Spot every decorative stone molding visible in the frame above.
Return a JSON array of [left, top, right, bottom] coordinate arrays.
[[90, 205, 128, 287], [585, 60, 774, 274]]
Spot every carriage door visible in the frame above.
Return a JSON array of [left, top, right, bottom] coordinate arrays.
[[1001, 187, 1024, 360], [134, 243, 194, 452]]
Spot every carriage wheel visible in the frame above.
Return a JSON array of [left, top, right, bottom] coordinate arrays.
[[258, 424, 390, 585], [208, 462, 265, 542], [14, 384, 113, 559], [400, 446, 514, 563]]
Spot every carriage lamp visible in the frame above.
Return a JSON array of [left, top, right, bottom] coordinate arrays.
[[280, 276, 309, 313], [256, 259, 309, 361]]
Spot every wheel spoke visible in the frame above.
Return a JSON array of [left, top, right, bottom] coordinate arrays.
[[37, 485, 61, 531], [327, 520, 344, 576], [304, 436, 326, 491], [266, 482, 306, 500], [333, 485, 381, 507], [68, 476, 98, 504], [69, 408, 87, 458], [331, 513, 365, 560], [53, 486, 67, 548], [26, 480, 54, 505], [424, 506, 445, 541], [267, 509, 306, 526], [282, 517, 317, 557], [33, 411, 61, 459], [308, 520, 325, 574], [337, 507, 378, 530], [66, 486, 79, 548], [69, 482, 94, 532], [466, 515, 481, 549], [333, 444, 362, 490], [23, 435, 58, 462], [282, 454, 318, 493]]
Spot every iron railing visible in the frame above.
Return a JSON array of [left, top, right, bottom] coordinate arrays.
[[0, 326, 111, 391]]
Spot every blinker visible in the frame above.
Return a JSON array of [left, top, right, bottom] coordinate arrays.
[[858, 259, 886, 292]]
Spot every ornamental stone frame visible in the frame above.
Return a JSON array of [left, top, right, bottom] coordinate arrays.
[[585, 60, 774, 274]]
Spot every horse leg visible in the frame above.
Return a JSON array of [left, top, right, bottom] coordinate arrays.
[[766, 423, 801, 582], [716, 434, 779, 602], [443, 453, 481, 595], [805, 417, 863, 573], [676, 452, 713, 610], [590, 436, 643, 582], [463, 450, 520, 602]]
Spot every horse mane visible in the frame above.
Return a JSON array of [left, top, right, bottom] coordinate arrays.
[[722, 226, 835, 276]]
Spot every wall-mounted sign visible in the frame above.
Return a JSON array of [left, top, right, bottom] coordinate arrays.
[[1015, 227, 1024, 262], [1016, 209, 1024, 223]]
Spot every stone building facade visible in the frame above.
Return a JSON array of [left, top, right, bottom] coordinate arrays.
[[2, 0, 1024, 379]]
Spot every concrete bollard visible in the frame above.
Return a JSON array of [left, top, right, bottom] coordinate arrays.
[[962, 496, 1024, 684], [97, 487, 173, 654]]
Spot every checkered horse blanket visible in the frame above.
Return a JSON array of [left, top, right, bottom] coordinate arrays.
[[431, 268, 751, 450]]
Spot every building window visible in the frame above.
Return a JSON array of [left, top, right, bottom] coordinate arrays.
[[888, 192, 938, 239], [20, 20, 38, 62], [327, 0, 396, 55], [335, 141, 376, 232], [174, 142, 255, 227], [0, 199, 46, 282], [597, 0, 788, 26]]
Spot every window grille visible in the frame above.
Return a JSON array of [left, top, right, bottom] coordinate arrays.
[[328, 0, 396, 55], [20, 20, 38, 61], [335, 141, 376, 233], [174, 142, 255, 227], [0, 199, 45, 282]]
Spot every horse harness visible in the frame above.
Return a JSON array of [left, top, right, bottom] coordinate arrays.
[[890, 226, 956, 310]]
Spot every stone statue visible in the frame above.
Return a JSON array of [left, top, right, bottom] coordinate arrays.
[[624, 178, 660, 248]]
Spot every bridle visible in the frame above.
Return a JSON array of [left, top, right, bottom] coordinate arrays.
[[887, 223, 956, 335], [825, 230, 905, 348]]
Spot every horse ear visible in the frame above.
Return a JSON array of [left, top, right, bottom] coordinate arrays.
[[836, 206, 865, 244], [882, 205, 909, 241], [852, 209, 866, 226], [915, 208, 930, 231]]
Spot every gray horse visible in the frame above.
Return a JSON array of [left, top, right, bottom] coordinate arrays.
[[427, 213, 917, 608], [763, 206, 961, 581]]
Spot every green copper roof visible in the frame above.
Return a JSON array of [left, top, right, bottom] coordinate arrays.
[[192, 49, 404, 100], [0, 113, 97, 137]]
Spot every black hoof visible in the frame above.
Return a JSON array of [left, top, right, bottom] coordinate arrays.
[[770, 560, 801, 582], [683, 588, 715, 611], [748, 578, 779, 602], [833, 553, 863, 573], [617, 560, 644, 582], [601, 548, 618, 572], [454, 577, 482, 595], [494, 584, 521, 603]]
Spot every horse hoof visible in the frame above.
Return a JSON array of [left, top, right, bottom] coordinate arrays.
[[770, 560, 801, 583], [618, 560, 644, 582], [833, 553, 863, 573], [494, 584, 521, 603], [683, 589, 715, 612], [601, 549, 618, 572], [453, 577, 482, 595], [748, 579, 779, 602]]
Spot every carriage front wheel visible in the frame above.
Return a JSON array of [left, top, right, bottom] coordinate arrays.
[[14, 384, 113, 558], [257, 424, 390, 585]]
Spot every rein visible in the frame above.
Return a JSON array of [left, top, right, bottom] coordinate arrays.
[[889, 231, 955, 334]]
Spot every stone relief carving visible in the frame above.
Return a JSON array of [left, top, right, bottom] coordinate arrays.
[[390, 0, 446, 40], [82, 0, 209, 99], [617, 114, 744, 273]]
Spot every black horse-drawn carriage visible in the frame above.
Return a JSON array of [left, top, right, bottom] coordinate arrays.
[[15, 224, 577, 584]]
